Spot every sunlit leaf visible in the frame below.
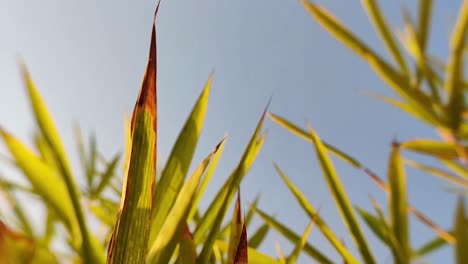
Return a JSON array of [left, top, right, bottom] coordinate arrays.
[[146, 140, 222, 263], [387, 144, 410, 263], [248, 223, 269, 249], [194, 105, 268, 248], [361, 0, 409, 74], [20, 64, 103, 263], [307, 125, 376, 263], [107, 10, 157, 263], [150, 73, 213, 244], [253, 206, 333, 264], [454, 197, 468, 264], [445, 0, 468, 130], [405, 159, 468, 187], [274, 163, 357, 263]]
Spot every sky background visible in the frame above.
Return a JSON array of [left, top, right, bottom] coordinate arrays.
[[0, 0, 463, 263]]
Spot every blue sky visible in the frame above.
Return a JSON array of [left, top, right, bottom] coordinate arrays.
[[0, 0, 462, 262]]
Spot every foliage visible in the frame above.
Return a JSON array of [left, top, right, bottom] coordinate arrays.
[[258, 0, 468, 263], [1, 0, 468, 263]]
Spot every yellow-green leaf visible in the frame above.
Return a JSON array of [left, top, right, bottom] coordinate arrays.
[[387, 144, 410, 263], [176, 224, 196, 264], [274, 163, 358, 263], [146, 140, 222, 263], [454, 197, 468, 264], [361, 0, 409, 74], [107, 12, 157, 263], [401, 139, 465, 159], [307, 125, 376, 263], [215, 240, 280, 264], [253, 206, 333, 264], [445, 0, 468, 130], [149, 73, 213, 245], [20, 63, 103, 263], [194, 106, 268, 247]]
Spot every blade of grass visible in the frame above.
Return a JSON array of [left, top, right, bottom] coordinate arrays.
[[356, 207, 390, 247], [197, 131, 266, 263], [215, 240, 281, 264], [445, 0, 468, 130], [274, 163, 358, 263], [20, 64, 103, 263], [307, 124, 376, 264], [361, 0, 409, 74], [93, 154, 120, 197], [187, 136, 226, 222], [268, 113, 361, 167], [252, 206, 333, 264], [228, 191, 243, 264], [414, 235, 448, 258], [387, 143, 410, 263], [454, 197, 468, 264], [401, 138, 465, 159], [417, 0, 432, 53], [194, 105, 268, 245], [270, 114, 455, 245], [287, 219, 315, 264], [146, 141, 222, 263], [0, 130, 77, 236], [405, 159, 468, 187], [175, 224, 196, 264], [301, 0, 441, 126], [233, 223, 248, 264], [149, 73, 213, 244], [248, 223, 269, 249], [107, 9, 158, 263]]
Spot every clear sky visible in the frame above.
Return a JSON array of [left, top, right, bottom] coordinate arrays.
[[0, 0, 462, 262]]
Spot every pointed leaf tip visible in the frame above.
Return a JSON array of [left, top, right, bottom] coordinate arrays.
[[234, 223, 248, 264], [133, 15, 157, 128]]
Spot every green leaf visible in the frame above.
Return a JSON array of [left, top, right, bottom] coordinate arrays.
[[268, 113, 361, 168], [274, 163, 358, 263], [146, 141, 222, 263], [454, 197, 468, 264], [307, 125, 376, 264], [361, 0, 409, 74], [362, 92, 440, 126], [149, 73, 213, 244], [287, 219, 315, 264], [405, 159, 468, 187], [197, 127, 266, 263], [445, 0, 468, 130], [20, 64, 103, 263], [416, 0, 432, 53], [356, 207, 390, 247], [401, 139, 464, 159], [414, 235, 448, 258], [93, 154, 120, 197], [107, 15, 157, 264], [253, 206, 333, 264], [176, 224, 197, 264], [387, 144, 410, 263], [215, 240, 281, 264], [301, 0, 441, 127], [194, 106, 267, 246], [248, 223, 269, 249], [0, 130, 77, 235], [187, 136, 226, 222]]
